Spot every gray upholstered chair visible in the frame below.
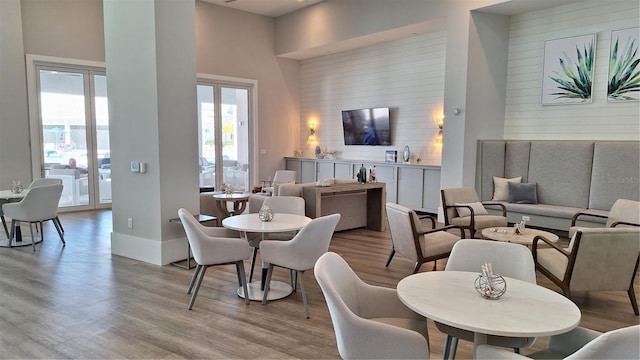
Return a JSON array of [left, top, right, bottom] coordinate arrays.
[[435, 239, 537, 359], [314, 252, 430, 359], [569, 198, 640, 237], [262, 170, 297, 195], [533, 227, 640, 315], [476, 325, 639, 359], [2, 184, 65, 252], [385, 202, 462, 274], [178, 208, 252, 309], [260, 213, 340, 318], [441, 187, 507, 238], [28, 177, 65, 234]]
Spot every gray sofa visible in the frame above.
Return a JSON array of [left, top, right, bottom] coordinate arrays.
[[476, 140, 640, 232]]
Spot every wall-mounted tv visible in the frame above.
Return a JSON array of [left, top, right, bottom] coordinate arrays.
[[342, 107, 391, 146]]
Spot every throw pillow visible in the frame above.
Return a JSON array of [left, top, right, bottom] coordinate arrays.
[[492, 176, 522, 201], [455, 202, 488, 217], [508, 182, 538, 204]]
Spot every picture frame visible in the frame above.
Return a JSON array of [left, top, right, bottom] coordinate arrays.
[[541, 33, 596, 105], [608, 27, 639, 102], [385, 150, 397, 163]]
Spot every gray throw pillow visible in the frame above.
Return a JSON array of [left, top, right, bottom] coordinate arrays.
[[508, 182, 538, 204]]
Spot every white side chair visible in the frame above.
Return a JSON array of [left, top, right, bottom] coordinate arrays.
[[436, 239, 537, 359], [29, 177, 65, 234], [262, 170, 297, 195], [2, 184, 65, 252], [260, 213, 340, 318], [178, 208, 253, 309], [476, 325, 640, 360], [314, 252, 430, 359]]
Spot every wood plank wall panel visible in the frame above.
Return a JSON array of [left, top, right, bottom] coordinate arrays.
[[299, 31, 447, 165], [504, 0, 640, 140]]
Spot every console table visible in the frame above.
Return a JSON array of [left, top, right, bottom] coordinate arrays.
[[303, 182, 386, 231]]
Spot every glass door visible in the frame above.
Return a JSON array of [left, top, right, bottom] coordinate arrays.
[[35, 65, 110, 209], [197, 82, 251, 192]]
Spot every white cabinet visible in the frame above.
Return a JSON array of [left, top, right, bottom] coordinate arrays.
[[285, 157, 441, 213]]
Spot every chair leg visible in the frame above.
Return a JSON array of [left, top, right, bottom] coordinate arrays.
[[450, 337, 459, 359], [628, 283, 639, 315], [236, 261, 249, 305], [385, 248, 396, 267], [54, 216, 64, 234], [298, 270, 310, 319], [29, 222, 36, 252], [52, 219, 65, 245], [8, 220, 15, 247], [1, 216, 9, 238], [442, 335, 452, 360], [188, 265, 208, 310], [187, 264, 202, 294], [262, 264, 274, 305], [249, 247, 258, 283]]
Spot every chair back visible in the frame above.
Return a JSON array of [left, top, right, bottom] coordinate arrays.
[[441, 187, 480, 222], [262, 196, 305, 215], [569, 228, 640, 291], [272, 170, 296, 184], [446, 239, 537, 283], [568, 325, 640, 359], [3, 184, 62, 222], [29, 178, 63, 188], [606, 199, 640, 228], [285, 213, 340, 270], [386, 203, 423, 262], [178, 208, 210, 265]]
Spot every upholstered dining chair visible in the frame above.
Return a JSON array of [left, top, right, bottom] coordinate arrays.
[[533, 227, 640, 315], [436, 239, 537, 359], [260, 213, 340, 318], [262, 170, 297, 195], [476, 325, 640, 360], [2, 184, 65, 252], [385, 202, 463, 274], [440, 188, 507, 238], [28, 177, 65, 234], [247, 195, 306, 282], [178, 208, 252, 309], [569, 198, 640, 237], [314, 252, 430, 359]]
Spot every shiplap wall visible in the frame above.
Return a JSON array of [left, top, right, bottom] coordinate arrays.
[[505, 0, 640, 140], [299, 31, 447, 165]]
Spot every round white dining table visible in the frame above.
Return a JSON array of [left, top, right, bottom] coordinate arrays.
[[222, 213, 311, 301], [397, 271, 581, 358]]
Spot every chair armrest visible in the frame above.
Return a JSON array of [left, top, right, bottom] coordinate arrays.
[[358, 284, 424, 320], [571, 211, 608, 226], [611, 221, 640, 228], [532, 235, 570, 258], [482, 202, 507, 216], [418, 224, 465, 238], [417, 214, 436, 228]]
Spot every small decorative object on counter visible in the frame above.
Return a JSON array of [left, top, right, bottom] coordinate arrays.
[[258, 205, 274, 222], [514, 220, 526, 235], [368, 165, 377, 183], [403, 145, 410, 163], [474, 262, 507, 299], [414, 153, 422, 163], [11, 181, 23, 194], [357, 164, 367, 184], [315, 146, 323, 159], [293, 149, 304, 157]]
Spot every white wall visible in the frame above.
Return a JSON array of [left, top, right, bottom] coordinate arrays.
[[504, 0, 640, 140], [299, 31, 447, 165]]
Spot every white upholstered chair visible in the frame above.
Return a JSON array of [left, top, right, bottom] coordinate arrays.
[[533, 227, 640, 315], [262, 170, 297, 195], [178, 208, 252, 309], [260, 213, 340, 318], [2, 184, 65, 252], [436, 239, 537, 358], [569, 198, 640, 237], [440, 188, 507, 238], [385, 202, 462, 273], [476, 325, 640, 360], [29, 177, 65, 234], [314, 252, 430, 359]]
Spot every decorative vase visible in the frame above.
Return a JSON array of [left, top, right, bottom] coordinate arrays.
[[11, 181, 23, 194], [259, 205, 274, 222], [315, 146, 323, 159]]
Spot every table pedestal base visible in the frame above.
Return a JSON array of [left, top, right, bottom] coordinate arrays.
[[237, 281, 293, 301]]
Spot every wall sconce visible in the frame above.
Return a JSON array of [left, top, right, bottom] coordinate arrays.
[[307, 120, 318, 145], [433, 114, 444, 150]]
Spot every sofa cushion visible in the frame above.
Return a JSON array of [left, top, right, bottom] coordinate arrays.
[[504, 141, 531, 180], [492, 176, 522, 201], [589, 142, 640, 210], [501, 202, 584, 219], [509, 182, 538, 204]]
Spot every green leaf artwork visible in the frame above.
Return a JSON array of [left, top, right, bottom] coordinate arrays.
[[608, 27, 639, 102]]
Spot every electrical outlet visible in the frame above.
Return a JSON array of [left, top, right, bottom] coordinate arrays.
[[127, 218, 133, 229], [522, 215, 530, 222]]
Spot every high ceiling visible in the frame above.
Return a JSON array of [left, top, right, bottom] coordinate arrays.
[[200, 0, 324, 17]]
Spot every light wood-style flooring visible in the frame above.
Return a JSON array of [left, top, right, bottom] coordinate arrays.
[[0, 210, 637, 359]]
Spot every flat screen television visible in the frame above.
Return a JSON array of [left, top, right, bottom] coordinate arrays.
[[342, 107, 391, 145]]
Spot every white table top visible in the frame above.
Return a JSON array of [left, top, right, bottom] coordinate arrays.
[[0, 189, 28, 200], [222, 213, 311, 233], [397, 271, 581, 338], [213, 193, 250, 200]]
